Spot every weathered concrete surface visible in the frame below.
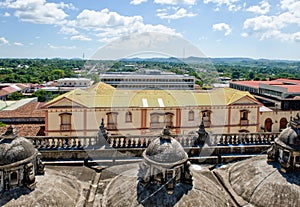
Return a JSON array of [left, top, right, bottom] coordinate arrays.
[[0, 166, 96, 207], [2, 156, 298, 207], [101, 163, 236, 207], [214, 156, 300, 207]]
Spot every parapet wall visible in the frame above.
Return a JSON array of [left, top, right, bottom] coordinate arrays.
[[29, 132, 276, 164]]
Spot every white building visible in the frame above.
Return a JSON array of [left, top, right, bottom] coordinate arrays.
[[99, 70, 195, 90], [57, 78, 93, 88]]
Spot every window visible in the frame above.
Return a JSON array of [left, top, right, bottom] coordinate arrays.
[[107, 112, 118, 130], [10, 171, 18, 186], [165, 113, 174, 128], [59, 113, 71, 131], [295, 156, 300, 164], [264, 118, 273, 132], [188, 110, 194, 121], [240, 110, 249, 126], [280, 118, 288, 131], [201, 110, 211, 127], [125, 111, 132, 123], [150, 113, 163, 129], [151, 114, 160, 123]]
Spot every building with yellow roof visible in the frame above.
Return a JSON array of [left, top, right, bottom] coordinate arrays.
[[42, 82, 262, 136]]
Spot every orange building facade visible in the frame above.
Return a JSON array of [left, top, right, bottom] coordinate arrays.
[[42, 82, 262, 136]]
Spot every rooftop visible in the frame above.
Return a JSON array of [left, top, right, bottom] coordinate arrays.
[[232, 78, 300, 93], [44, 82, 259, 108]]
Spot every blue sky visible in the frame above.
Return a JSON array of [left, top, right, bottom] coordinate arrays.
[[0, 0, 299, 60]]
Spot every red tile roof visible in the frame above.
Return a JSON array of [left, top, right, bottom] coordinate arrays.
[[0, 102, 45, 118], [0, 124, 44, 137], [0, 86, 18, 96], [232, 79, 300, 93]]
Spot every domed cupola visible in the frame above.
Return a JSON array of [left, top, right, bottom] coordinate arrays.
[[139, 128, 192, 194], [268, 114, 300, 172], [143, 128, 188, 167], [0, 126, 44, 194]]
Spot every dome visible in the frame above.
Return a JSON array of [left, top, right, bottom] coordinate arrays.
[[0, 168, 83, 206], [0, 137, 37, 166], [214, 156, 300, 207], [277, 127, 300, 147], [102, 164, 233, 207], [143, 136, 188, 166]]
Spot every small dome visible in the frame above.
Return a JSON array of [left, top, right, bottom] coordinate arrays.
[[277, 127, 300, 147], [0, 137, 37, 166], [102, 164, 233, 207], [143, 136, 188, 165], [224, 156, 300, 207]]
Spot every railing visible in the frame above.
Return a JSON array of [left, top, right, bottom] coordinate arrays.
[[210, 132, 279, 146], [26, 132, 280, 150], [27, 136, 96, 149]]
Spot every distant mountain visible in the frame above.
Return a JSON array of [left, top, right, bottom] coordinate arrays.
[[113, 56, 300, 65]]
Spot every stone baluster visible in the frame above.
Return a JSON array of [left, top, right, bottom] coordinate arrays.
[[250, 134, 254, 144], [228, 135, 233, 145], [88, 137, 92, 147], [219, 135, 223, 145], [113, 138, 117, 147], [78, 140, 82, 148]]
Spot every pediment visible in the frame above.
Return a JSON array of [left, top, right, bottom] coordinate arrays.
[[46, 98, 85, 108], [230, 96, 260, 105]]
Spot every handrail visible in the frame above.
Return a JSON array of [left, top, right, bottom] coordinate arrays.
[[25, 132, 280, 150]]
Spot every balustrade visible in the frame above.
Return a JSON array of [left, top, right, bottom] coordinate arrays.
[[26, 132, 280, 150]]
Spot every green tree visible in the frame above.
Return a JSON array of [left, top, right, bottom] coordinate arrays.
[[7, 91, 24, 100], [248, 71, 255, 80], [232, 70, 240, 80], [31, 90, 52, 102]]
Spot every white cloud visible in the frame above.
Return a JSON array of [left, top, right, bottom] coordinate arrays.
[[246, 0, 270, 15], [72, 8, 179, 42], [2, 0, 71, 24], [47, 43, 76, 50], [157, 7, 197, 19], [212, 23, 232, 36], [60, 27, 79, 35], [3, 12, 10, 17], [280, 0, 300, 10], [0, 37, 9, 45], [75, 9, 143, 29], [14, 42, 23, 46], [241, 32, 248, 37], [154, 0, 196, 5], [243, 1, 300, 42], [244, 15, 282, 32], [70, 35, 92, 41], [203, 0, 241, 11], [130, 0, 148, 5]]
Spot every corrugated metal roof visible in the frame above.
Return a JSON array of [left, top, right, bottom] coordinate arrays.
[[44, 82, 258, 108]]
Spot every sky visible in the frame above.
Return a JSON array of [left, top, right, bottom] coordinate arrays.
[[0, 0, 299, 60]]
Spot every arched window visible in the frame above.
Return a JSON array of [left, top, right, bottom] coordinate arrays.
[[125, 111, 132, 123], [59, 113, 72, 131], [188, 110, 194, 121], [201, 110, 211, 127], [10, 171, 18, 186], [165, 112, 174, 128], [280, 118, 288, 131], [240, 110, 249, 126], [151, 114, 159, 123], [265, 118, 273, 132], [106, 112, 118, 130]]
